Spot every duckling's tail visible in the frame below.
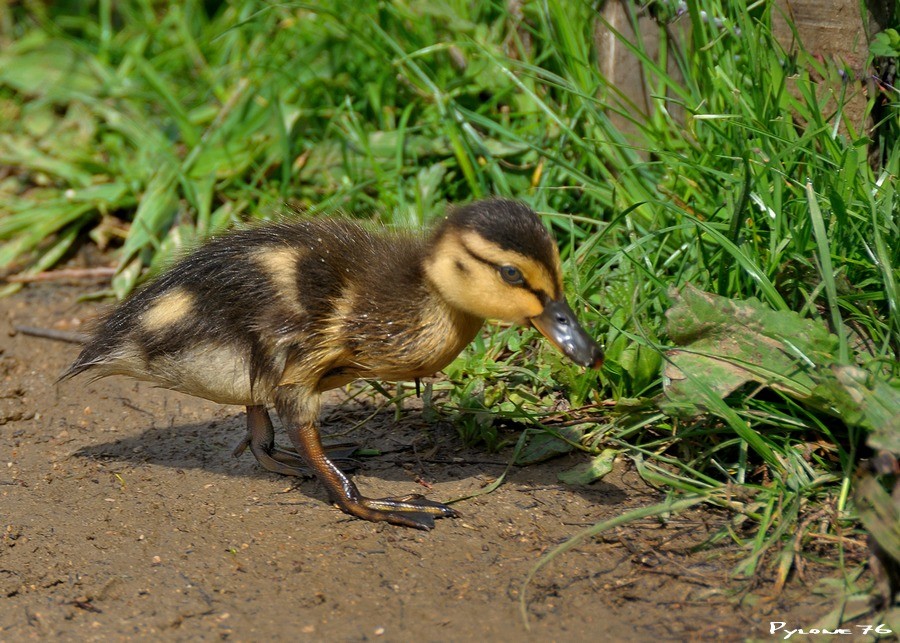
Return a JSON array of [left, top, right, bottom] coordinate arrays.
[[57, 355, 91, 383], [57, 346, 110, 383], [58, 333, 145, 385]]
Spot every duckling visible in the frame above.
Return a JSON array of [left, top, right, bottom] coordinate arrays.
[[62, 199, 603, 530]]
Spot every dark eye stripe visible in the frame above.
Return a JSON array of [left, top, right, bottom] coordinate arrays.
[[461, 244, 518, 279], [460, 242, 550, 304]]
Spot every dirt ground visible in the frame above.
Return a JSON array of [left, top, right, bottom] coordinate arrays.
[[1, 284, 851, 641]]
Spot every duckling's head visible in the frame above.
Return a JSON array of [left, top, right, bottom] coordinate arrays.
[[425, 199, 604, 369]]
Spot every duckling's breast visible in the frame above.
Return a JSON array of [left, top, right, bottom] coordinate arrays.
[[275, 282, 483, 392], [366, 310, 482, 380]]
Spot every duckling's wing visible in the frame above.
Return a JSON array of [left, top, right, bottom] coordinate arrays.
[[59, 219, 393, 401]]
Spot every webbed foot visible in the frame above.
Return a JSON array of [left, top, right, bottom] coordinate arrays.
[[273, 386, 460, 530], [338, 494, 460, 530], [232, 405, 358, 477]]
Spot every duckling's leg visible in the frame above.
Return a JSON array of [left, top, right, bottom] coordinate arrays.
[[232, 405, 358, 477], [231, 405, 308, 476], [274, 386, 460, 530]]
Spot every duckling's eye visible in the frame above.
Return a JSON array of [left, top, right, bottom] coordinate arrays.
[[499, 265, 524, 285]]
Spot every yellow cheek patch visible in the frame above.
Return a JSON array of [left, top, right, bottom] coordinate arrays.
[[254, 247, 302, 308], [424, 233, 546, 322], [459, 231, 562, 298], [497, 289, 543, 320], [143, 288, 195, 331]]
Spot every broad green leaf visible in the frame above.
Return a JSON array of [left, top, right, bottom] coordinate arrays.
[[557, 449, 617, 485], [663, 286, 900, 447], [810, 366, 900, 450], [515, 425, 585, 465], [870, 29, 900, 57], [662, 284, 839, 415]]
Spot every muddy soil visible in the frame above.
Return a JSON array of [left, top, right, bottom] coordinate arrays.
[[1, 285, 846, 641]]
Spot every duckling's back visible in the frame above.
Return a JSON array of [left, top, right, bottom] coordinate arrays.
[[63, 219, 436, 405]]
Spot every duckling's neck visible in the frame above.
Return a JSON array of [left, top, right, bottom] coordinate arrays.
[[413, 277, 484, 373], [386, 243, 484, 376]]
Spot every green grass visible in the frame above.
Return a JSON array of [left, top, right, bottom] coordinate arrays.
[[1, 0, 897, 614]]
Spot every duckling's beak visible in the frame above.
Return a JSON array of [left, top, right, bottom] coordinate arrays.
[[530, 300, 604, 369]]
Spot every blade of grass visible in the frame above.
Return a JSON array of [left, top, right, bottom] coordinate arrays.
[[519, 495, 706, 629], [806, 180, 849, 363]]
